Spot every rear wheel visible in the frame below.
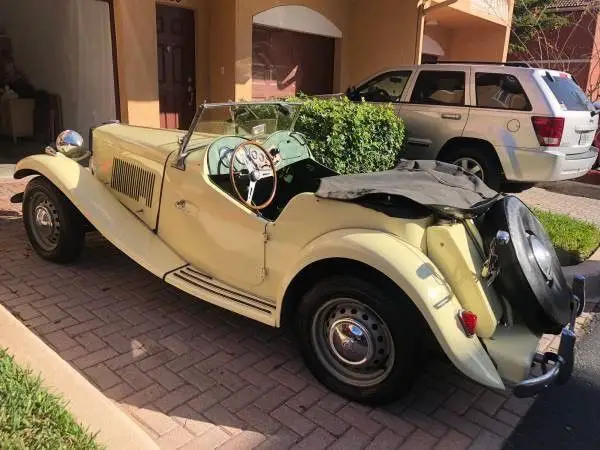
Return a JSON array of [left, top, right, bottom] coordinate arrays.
[[23, 177, 85, 263], [296, 275, 422, 405], [439, 146, 502, 191]]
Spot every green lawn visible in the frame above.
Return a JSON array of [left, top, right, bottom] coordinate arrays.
[[533, 207, 600, 266], [0, 350, 102, 450]]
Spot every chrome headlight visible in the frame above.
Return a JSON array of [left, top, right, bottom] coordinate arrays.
[[529, 234, 553, 281], [55, 130, 90, 161]]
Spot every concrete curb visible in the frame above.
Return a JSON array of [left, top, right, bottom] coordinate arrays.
[[562, 248, 600, 312], [0, 304, 159, 450]]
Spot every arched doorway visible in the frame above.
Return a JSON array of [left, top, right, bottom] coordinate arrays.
[[421, 34, 445, 63], [252, 5, 342, 99]]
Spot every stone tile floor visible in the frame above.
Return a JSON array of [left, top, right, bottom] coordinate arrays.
[[0, 180, 590, 450]]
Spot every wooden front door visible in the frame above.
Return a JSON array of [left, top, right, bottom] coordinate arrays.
[[157, 4, 196, 130]]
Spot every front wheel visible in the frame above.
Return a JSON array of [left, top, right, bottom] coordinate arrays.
[[23, 177, 85, 263], [296, 276, 422, 405]]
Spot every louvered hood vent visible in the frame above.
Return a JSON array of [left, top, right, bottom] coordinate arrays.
[[110, 158, 156, 207]]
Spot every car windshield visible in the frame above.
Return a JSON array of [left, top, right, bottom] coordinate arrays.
[[192, 102, 301, 139]]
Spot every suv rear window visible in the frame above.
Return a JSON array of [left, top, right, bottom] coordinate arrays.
[[410, 70, 465, 106], [542, 73, 593, 111], [475, 73, 531, 111]]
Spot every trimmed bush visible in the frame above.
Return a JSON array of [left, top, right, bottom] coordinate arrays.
[[292, 96, 406, 174]]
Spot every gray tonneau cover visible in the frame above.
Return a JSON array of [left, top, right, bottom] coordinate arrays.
[[315, 160, 502, 219]]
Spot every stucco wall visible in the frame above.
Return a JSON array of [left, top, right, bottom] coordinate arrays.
[[347, 0, 422, 85], [445, 25, 508, 61]]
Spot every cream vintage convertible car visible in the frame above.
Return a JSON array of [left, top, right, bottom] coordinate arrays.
[[10, 101, 585, 405]]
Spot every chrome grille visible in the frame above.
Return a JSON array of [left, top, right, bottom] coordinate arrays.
[[110, 158, 156, 207]]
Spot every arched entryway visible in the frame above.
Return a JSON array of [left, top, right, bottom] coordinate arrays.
[[252, 5, 342, 99], [421, 34, 445, 63]]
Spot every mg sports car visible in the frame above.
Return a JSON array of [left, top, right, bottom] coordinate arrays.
[[9, 101, 585, 405]]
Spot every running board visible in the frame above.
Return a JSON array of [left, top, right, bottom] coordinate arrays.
[[164, 265, 276, 326]]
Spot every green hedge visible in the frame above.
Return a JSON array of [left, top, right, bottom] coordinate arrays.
[[292, 97, 406, 174]]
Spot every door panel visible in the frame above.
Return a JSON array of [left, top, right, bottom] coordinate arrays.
[[400, 69, 470, 160], [252, 25, 334, 99], [158, 155, 267, 289], [157, 4, 196, 130]]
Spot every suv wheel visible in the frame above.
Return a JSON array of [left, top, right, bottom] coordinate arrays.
[[295, 275, 422, 405], [439, 147, 502, 191]]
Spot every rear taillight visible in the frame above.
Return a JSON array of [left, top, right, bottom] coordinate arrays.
[[458, 310, 478, 337], [532, 116, 565, 147]]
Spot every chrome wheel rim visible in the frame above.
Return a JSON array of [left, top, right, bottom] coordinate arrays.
[[311, 298, 395, 387], [453, 157, 484, 180], [29, 193, 60, 251]]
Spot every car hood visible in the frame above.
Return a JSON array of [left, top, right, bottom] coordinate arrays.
[[315, 159, 503, 220]]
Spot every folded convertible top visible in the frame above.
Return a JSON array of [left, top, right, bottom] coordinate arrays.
[[315, 159, 503, 219]]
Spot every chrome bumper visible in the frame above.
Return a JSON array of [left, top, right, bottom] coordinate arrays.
[[513, 275, 585, 398]]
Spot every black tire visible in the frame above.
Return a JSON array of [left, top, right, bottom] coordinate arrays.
[[22, 176, 85, 263], [439, 146, 503, 191], [295, 275, 423, 405], [481, 196, 572, 334]]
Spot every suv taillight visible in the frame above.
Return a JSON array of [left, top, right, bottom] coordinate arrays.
[[532, 116, 565, 147]]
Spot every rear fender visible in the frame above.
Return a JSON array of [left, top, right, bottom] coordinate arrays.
[[282, 229, 505, 390], [13, 154, 185, 278]]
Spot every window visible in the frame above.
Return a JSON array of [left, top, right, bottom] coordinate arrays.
[[475, 73, 531, 111], [410, 70, 465, 106], [542, 72, 593, 112], [355, 71, 412, 103]]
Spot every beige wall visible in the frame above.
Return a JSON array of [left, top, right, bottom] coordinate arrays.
[[347, 0, 422, 85], [445, 25, 508, 61]]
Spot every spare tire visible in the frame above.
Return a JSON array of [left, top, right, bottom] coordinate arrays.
[[480, 196, 572, 334]]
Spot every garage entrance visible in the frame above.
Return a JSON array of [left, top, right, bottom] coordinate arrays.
[[252, 24, 335, 100]]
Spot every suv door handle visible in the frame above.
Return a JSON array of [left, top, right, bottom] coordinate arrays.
[[441, 113, 462, 120]]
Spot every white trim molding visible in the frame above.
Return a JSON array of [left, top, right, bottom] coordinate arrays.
[[253, 5, 342, 38]]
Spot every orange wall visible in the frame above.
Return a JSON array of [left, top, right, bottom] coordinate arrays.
[[347, 0, 422, 85], [445, 25, 508, 61]]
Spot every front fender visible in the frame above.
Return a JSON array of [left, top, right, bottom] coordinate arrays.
[[14, 154, 185, 278], [283, 229, 504, 391]]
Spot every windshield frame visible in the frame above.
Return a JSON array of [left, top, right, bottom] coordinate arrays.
[[175, 100, 302, 170]]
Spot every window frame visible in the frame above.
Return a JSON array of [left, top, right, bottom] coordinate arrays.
[[408, 69, 467, 107], [473, 72, 533, 112], [354, 70, 414, 103]]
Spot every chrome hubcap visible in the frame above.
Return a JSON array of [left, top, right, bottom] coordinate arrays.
[[453, 157, 484, 180], [29, 195, 60, 251], [312, 298, 394, 387]]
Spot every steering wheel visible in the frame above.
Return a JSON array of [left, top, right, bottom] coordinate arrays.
[[229, 140, 277, 210]]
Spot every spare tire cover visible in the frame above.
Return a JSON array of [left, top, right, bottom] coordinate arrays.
[[481, 196, 572, 334]]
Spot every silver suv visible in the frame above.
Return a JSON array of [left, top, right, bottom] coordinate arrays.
[[347, 62, 599, 191]]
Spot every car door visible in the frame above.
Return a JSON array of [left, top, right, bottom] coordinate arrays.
[[158, 154, 267, 289], [349, 69, 414, 117], [399, 67, 471, 160]]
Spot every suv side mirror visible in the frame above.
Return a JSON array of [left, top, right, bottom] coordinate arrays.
[[346, 86, 360, 101]]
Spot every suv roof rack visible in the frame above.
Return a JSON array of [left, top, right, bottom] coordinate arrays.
[[422, 60, 532, 68]]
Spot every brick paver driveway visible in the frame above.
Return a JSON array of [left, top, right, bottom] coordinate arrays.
[[1, 179, 538, 450]]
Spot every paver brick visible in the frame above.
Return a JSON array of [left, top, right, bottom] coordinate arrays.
[[304, 405, 349, 436], [218, 430, 266, 450], [464, 409, 514, 438], [188, 385, 232, 413], [156, 425, 194, 449], [337, 404, 382, 437], [369, 408, 415, 438], [132, 406, 179, 436], [44, 329, 78, 351], [72, 347, 118, 370], [84, 363, 120, 390], [468, 429, 504, 450], [271, 405, 316, 437], [366, 428, 404, 450], [118, 364, 154, 390], [179, 427, 231, 450], [236, 405, 282, 435], [433, 408, 482, 439], [399, 429, 438, 450], [148, 365, 185, 391], [291, 427, 336, 450], [328, 427, 371, 450], [434, 430, 472, 450], [155, 385, 200, 413]]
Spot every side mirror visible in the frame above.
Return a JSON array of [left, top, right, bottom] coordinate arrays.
[[346, 86, 359, 101]]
